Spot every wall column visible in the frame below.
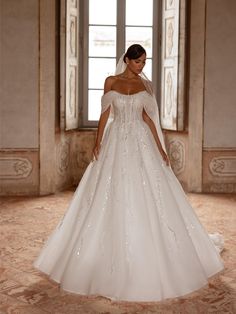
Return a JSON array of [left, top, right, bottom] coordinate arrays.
[[39, 0, 56, 195], [188, 0, 206, 192]]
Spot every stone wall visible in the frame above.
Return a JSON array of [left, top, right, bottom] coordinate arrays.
[[165, 0, 236, 193], [203, 0, 236, 192], [0, 0, 96, 196], [0, 0, 39, 195]]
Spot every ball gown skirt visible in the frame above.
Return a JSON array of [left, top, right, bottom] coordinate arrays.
[[34, 91, 224, 302]]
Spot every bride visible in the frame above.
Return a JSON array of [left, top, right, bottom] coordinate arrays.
[[34, 44, 224, 302]]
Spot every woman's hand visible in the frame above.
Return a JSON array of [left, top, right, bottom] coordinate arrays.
[[160, 149, 170, 166], [93, 143, 101, 160]]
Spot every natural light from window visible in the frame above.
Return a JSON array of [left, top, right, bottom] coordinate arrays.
[[88, 0, 153, 121]]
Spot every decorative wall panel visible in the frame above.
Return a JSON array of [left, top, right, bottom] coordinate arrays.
[[165, 0, 175, 11], [56, 139, 70, 176], [210, 183, 236, 193], [0, 151, 39, 195], [70, 0, 78, 9], [0, 157, 32, 179], [161, 0, 186, 130], [209, 156, 236, 177], [165, 18, 174, 58], [168, 140, 185, 174], [163, 67, 176, 127], [203, 150, 236, 193], [68, 66, 77, 117], [69, 15, 77, 58], [63, 0, 79, 130]]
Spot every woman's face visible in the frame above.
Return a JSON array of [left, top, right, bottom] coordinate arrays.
[[126, 53, 146, 75]]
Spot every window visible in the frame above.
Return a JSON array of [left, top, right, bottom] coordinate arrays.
[[62, 0, 186, 131], [79, 0, 159, 127]]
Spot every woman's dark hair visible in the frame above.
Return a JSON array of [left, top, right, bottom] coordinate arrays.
[[123, 44, 146, 63]]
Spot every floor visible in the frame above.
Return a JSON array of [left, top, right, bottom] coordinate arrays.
[[0, 191, 235, 314]]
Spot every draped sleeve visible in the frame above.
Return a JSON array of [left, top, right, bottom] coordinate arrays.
[[100, 92, 114, 135], [101, 91, 114, 118], [142, 92, 167, 153]]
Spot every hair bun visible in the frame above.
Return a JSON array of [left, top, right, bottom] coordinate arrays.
[[123, 44, 146, 63]]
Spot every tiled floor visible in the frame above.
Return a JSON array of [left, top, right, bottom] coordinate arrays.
[[0, 191, 235, 313]]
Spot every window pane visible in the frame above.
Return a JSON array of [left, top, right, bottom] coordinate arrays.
[[126, 27, 152, 58], [89, 0, 116, 25], [89, 26, 116, 57], [143, 59, 152, 80], [89, 58, 116, 89], [85, 0, 155, 125], [88, 89, 104, 121], [126, 0, 153, 26]]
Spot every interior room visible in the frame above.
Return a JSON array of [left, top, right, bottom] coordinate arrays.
[[0, 0, 235, 313]]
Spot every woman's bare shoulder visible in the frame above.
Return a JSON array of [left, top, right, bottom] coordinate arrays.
[[104, 75, 120, 93], [105, 75, 121, 84]]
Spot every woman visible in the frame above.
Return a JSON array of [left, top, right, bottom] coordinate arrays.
[[34, 44, 224, 302]]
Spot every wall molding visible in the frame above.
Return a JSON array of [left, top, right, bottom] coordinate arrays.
[[0, 157, 33, 179], [204, 147, 236, 152], [168, 140, 185, 174], [209, 156, 236, 177], [56, 139, 70, 176], [209, 183, 236, 193]]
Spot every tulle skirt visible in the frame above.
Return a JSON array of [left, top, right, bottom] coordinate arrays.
[[34, 120, 224, 301]]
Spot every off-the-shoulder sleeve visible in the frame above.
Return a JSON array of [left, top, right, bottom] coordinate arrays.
[[142, 92, 167, 153], [143, 93, 157, 121], [101, 92, 114, 114]]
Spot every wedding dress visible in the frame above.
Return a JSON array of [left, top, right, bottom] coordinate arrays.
[[34, 90, 224, 302]]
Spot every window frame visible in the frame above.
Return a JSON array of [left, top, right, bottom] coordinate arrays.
[[79, 0, 161, 128]]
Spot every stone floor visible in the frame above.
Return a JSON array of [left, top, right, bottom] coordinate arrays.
[[0, 191, 235, 314]]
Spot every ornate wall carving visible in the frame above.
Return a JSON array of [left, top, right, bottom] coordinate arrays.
[[166, 0, 175, 10], [56, 139, 70, 176], [165, 18, 174, 58], [70, 0, 77, 8], [161, 0, 186, 131], [168, 140, 185, 174], [69, 15, 77, 58], [203, 151, 236, 193], [163, 68, 175, 121], [69, 66, 76, 117], [0, 157, 33, 179], [209, 156, 236, 177], [65, 0, 79, 130]]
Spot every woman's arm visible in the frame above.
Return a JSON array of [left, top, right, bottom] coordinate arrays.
[[93, 108, 110, 160], [93, 77, 114, 160], [142, 109, 170, 166]]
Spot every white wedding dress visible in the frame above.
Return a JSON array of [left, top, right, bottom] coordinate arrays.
[[34, 90, 224, 302]]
